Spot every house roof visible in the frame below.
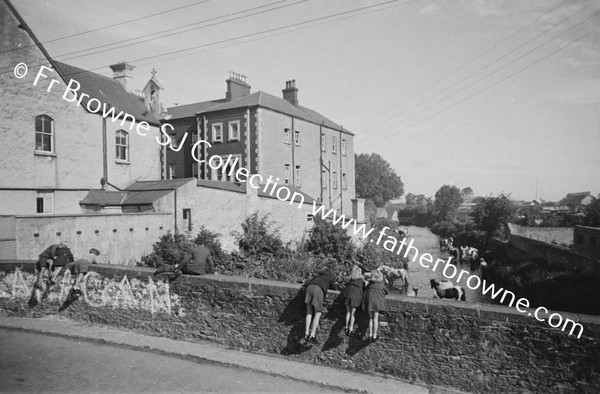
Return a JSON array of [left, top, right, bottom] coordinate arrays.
[[80, 190, 126, 206], [257, 183, 318, 205], [52, 61, 160, 126], [196, 91, 353, 135], [166, 99, 226, 120], [126, 179, 195, 191]]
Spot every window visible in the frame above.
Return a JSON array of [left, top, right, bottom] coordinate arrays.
[[212, 123, 223, 142], [332, 136, 337, 153], [322, 170, 327, 188], [284, 164, 291, 184], [332, 171, 338, 189], [228, 121, 240, 141], [295, 165, 301, 187], [294, 130, 301, 146], [284, 128, 290, 144], [342, 173, 347, 189], [182, 208, 192, 232], [321, 134, 326, 151], [169, 133, 178, 150], [35, 115, 53, 152], [116, 130, 129, 161], [342, 139, 346, 155], [168, 163, 177, 179], [36, 191, 54, 214], [210, 154, 241, 182], [192, 161, 198, 178]]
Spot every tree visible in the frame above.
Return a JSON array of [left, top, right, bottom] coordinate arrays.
[[433, 185, 463, 222], [471, 194, 516, 238], [461, 187, 473, 198], [584, 199, 600, 226], [355, 153, 404, 207], [304, 217, 355, 263]]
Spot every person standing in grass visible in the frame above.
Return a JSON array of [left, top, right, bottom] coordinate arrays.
[[342, 265, 366, 336], [302, 269, 340, 344], [362, 268, 387, 342]]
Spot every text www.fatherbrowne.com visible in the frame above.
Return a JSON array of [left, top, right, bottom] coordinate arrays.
[[15, 62, 585, 339]]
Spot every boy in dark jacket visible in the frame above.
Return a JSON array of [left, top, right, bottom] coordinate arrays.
[[302, 270, 340, 344]]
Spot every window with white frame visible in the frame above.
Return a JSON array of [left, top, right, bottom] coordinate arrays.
[[295, 165, 301, 187], [321, 134, 326, 151], [294, 130, 301, 146], [332, 136, 337, 153], [116, 130, 129, 161], [36, 191, 54, 214], [168, 163, 177, 179], [212, 123, 223, 143], [342, 139, 346, 155], [228, 120, 240, 141], [342, 173, 347, 189], [35, 114, 54, 152], [210, 154, 241, 182], [284, 164, 291, 184], [332, 171, 338, 189], [322, 170, 327, 188], [284, 128, 290, 144]]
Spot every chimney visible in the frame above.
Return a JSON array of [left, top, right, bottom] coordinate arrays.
[[282, 79, 298, 106], [109, 61, 135, 91], [226, 71, 251, 101]]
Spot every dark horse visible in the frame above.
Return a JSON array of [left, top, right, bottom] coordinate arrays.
[[430, 279, 466, 301], [439, 237, 453, 251]]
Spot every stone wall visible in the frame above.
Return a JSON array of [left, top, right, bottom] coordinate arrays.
[[1, 263, 599, 393], [507, 223, 574, 245], [1, 213, 171, 264]]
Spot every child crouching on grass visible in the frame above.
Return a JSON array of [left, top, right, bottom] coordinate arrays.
[[341, 265, 366, 336], [362, 268, 387, 342], [302, 269, 340, 344]]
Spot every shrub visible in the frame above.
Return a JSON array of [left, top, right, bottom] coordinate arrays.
[[140, 231, 194, 268], [430, 220, 458, 237], [233, 213, 289, 257], [303, 216, 355, 263]]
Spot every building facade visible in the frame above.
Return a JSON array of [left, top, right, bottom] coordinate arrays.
[[0, 0, 165, 216], [166, 74, 356, 217]]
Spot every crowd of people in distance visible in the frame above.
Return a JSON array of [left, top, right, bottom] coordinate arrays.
[[302, 264, 388, 344]]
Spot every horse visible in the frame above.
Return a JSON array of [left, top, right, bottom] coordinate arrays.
[[460, 246, 478, 265], [439, 238, 450, 251], [378, 264, 409, 293], [448, 246, 461, 264], [430, 279, 466, 301]]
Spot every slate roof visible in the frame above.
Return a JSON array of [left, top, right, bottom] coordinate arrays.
[[166, 99, 226, 120], [52, 61, 160, 126], [80, 179, 195, 207], [197, 91, 353, 135], [257, 183, 318, 205], [563, 191, 594, 205]]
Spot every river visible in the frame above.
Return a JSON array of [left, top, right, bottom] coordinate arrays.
[[389, 225, 492, 304]]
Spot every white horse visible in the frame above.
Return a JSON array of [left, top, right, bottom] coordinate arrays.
[[378, 264, 409, 293], [430, 279, 466, 301]]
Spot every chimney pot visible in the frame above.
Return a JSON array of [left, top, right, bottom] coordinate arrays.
[[282, 79, 299, 106], [109, 61, 135, 91], [226, 71, 251, 101]]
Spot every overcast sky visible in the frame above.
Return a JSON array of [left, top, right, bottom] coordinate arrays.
[[12, 0, 600, 202]]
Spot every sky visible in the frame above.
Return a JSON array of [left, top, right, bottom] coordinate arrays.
[[10, 0, 600, 202]]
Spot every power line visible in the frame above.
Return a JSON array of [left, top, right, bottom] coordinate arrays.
[[2, 0, 423, 90], [1, 0, 300, 72], [0, 0, 210, 54], [356, 1, 593, 142], [360, 24, 600, 150], [356, 0, 573, 139], [133, 0, 411, 69]]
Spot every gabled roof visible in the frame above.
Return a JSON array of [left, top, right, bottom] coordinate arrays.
[[197, 91, 353, 135], [126, 179, 195, 191], [52, 62, 160, 126], [166, 99, 226, 120]]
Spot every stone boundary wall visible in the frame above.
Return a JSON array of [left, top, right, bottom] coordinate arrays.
[[1, 263, 599, 393], [507, 223, 573, 245]]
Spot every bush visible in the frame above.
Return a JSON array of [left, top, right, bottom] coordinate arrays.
[[233, 213, 289, 257], [430, 220, 458, 237], [303, 216, 355, 263], [140, 231, 194, 268]]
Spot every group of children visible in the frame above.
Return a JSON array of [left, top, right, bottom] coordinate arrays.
[[303, 265, 387, 344], [33, 242, 101, 303]]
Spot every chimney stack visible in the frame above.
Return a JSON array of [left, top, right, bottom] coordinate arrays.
[[282, 79, 298, 106], [226, 71, 251, 101], [109, 61, 135, 91]]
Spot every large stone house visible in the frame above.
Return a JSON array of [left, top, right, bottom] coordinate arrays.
[[165, 73, 356, 217]]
